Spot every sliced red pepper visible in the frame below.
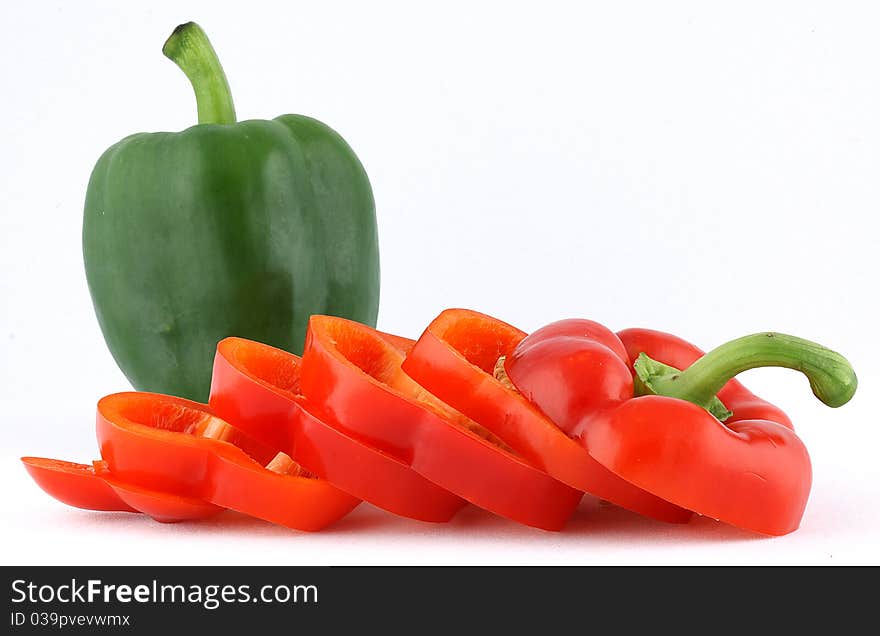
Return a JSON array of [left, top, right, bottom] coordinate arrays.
[[92, 461, 223, 523], [21, 457, 137, 513], [97, 392, 360, 531], [506, 323, 857, 535], [300, 315, 583, 531], [209, 336, 466, 522], [401, 309, 691, 523], [21, 457, 222, 522]]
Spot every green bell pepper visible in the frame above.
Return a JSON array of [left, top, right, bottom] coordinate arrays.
[[83, 22, 380, 401]]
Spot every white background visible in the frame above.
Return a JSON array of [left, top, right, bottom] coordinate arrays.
[[1, 1, 878, 565]]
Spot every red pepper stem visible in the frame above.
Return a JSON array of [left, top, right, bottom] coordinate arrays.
[[664, 332, 857, 409], [162, 22, 236, 125]]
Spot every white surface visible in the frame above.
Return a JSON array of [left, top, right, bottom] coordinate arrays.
[[2, 0, 879, 565]]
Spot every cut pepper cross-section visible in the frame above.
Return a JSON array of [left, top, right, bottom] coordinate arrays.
[[300, 315, 583, 531], [402, 309, 692, 524], [96, 392, 360, 531], [209, 336, 466, 523]]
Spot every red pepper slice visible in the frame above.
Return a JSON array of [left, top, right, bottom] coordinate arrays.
[[209, 336, 466, 522], [97, 392, 360, 531], [21, 457, 137, 513], [21, 457, 222, 522], [506, 323, 856, 535], [402, 309, 691, 523], [92, 461, 223, 523], [301, 315, 583, 531]]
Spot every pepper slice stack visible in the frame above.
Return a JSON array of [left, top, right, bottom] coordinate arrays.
[[401, 309, 692, 523], [27, 393, 359, 530], [298, 315, 583, 531], [23, 308, 857, 536], [209, 336, 466, 523]]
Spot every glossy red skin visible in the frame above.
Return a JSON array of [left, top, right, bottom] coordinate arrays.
[[209, 337, 466, 522], [586, 396, 811, 535], [507, 335, 634, 438], [96, 392, 360, 531], [403, 310, 691, 524], [602, 328, 808, 535], [511, 324, 811, 535], [521, 319, 631, 365], [301, 315, 583, 531], [21, 457, 137, 513]]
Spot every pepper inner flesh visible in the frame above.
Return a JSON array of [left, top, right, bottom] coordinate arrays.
[[229, 339, 301, 395], [265, 451, 316, 478], [108, 395, 276, 467], [432, 312, 523, 374], [492, 355, 519, 393]]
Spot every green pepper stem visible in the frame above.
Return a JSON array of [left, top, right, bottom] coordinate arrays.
[[162, 22, 236, 125], [665, 332, 857, 409]]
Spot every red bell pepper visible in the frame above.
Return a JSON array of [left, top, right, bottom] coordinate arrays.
[[300, 315, 583, 531], [505, 323, 857, 535], [21, 457, 223, 522], [401, 310, 691, 523], [97, 392, 360, 531], [22, 457, 137, 513], [209, 336, 466, 522], [92, 461, 224, 523]]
